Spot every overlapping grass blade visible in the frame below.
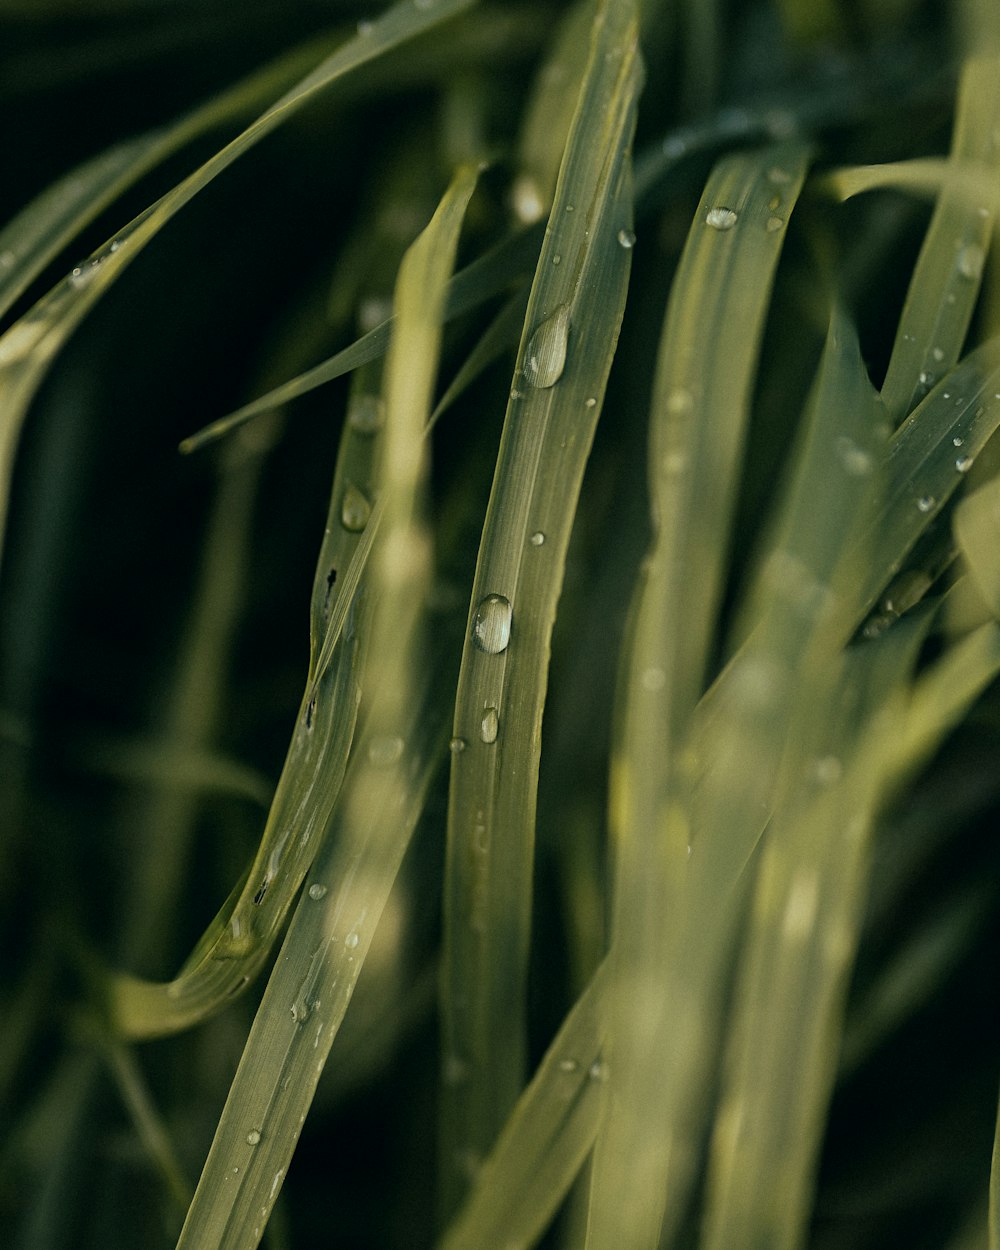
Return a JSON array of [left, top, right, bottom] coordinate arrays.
[[880, 57, 1000, 425], [956, 474, 1000, 615], [438, 0, 641, 1214], [180, 223, 543, 452], [436, 962, 608, 1250], [0, 34, 334, 323], [820, 157, 997, 206], [174, 164, 476, 1250], [0, 0, 476, 569], [585, 141, 811, 1250]]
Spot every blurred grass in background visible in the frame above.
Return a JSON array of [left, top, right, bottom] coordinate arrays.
[[0, 1, 999, 1248]]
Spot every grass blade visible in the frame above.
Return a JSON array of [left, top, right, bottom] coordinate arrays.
[[956, 474, 1000, 616], [438, 0, 641, 1213], [585, 142, 811, 1250], [880, 57, 1000, 425], [175, 164, 477, 1250]]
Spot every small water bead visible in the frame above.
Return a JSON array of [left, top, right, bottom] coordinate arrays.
[[666, 388, 694, 415], [472, 593, 513, 654], [558, 1058, 580, 1073], [916, 495, 936, 512], [705, 206, 738, 231], [956, 455, 974, 473], [768, 166, 793, 184], [932, 347, 944, 362], [308, 883, 327, 901], [511, 174, 545, 225], [345, 931, 360, 950], [247, 1130, 261, 1146], [953, 435, 964, 446], [340, 483, 372, 532], [617, 228, 636, 249], [480, 705, 499, 744], [348, 394, 384, 434], [957, 243, 985, 281], [589, 1059, 609, 1082], [357, 18, 374, 34], [765, 215, 784, 233], [368, 735, 404, 767], [552, 253, 561, 266], [358, 296, 391, 332], [523, 304, 570, 389], [835, 436, 873, 477], [584, 396, 597, 408], [529, 531, 546, 547]]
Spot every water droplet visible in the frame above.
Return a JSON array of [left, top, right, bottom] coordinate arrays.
[[529, 531, 545, 547], [472, 593, 513, 654], [558, 1058, 579, 1073], [247, 1130, 261, 1146], [308, 883, 327, 901], [705, 206, 738, 231], [834, 435, 873, 476], [348, 394, 384, 434], [345, 931, 359, 949], [511, 174, 545, 224], [957, 244, 985, 281], [357, 18, 374, 34], [666, 388, 694, 415], [768, 166, 793, 184], [918, 371, 931, 386], [480, 705, 499, 744], [584, 396, 597, 408], [641, 667, 666, 692], [932, 347, 944, 362], [449, 736, 467, 754], [916, 495, 936, 512], [523, 304, 570, 389], [956, 455, 973, 473], [589, 1059, 609, 1082], [617, 228, 636, 249], [765, 215, 784, 233], [341, 483, 371, 532], [358, 296, 391, 332], [551, 253, 561, 266], [953, 435, 964, 447], [368, 735, 404, 766]]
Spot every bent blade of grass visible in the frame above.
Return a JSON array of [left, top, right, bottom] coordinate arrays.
[[438, 0, 641, 1215], [880, 56, 1000, 425], [0, 0, 476, 571], [181, 223, 544, 452], [437, 962, 608, 1250], [585, 142, 811, 1250], [0, 34, 335, 324], [956, 473, 1000, 616], [819, 157, 999, 207], [175, 165, 476, 1250]]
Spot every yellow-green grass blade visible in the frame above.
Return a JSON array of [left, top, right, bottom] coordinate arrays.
[[956, 474, 1000, 616], [437, 962, 608, 1250], [585, 142, 811, 1250], [175, 164, 476, 1250], [438, 0, 641, 1214], [0, 34, 335, 323], [428, 285, 530, 429], [511, 0, 596, 225], [180, 223, 544, 452], [0, 0, 476, 571], [880, 56, 1000, 425], [820, 157, 999, 207]]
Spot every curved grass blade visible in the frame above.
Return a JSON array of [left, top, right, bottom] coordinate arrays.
[[956, 474, 1000, 616], [174, 162, 476, 1250], [437, 962, 608, 1250], [438, 0, 641, 1215], [584, 142, 812, 1250], [819, 157, 999, 207], [880, 56, 1000, 425], [180, 223, 544, 452], [0, 0, 476, 570], [0, 34, 335, 323]]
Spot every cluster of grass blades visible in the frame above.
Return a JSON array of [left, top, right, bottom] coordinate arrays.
[[1, 1, 999, 1249]]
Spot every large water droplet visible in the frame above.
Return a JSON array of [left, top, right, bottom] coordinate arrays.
[[705, 206, 738, 231], [956, 455, 974, 473], [247, 1130, 261, 1146], [449, 736, 467, 754], [529, 531, 546, 547], [345, 931, 359, 950], [523, 304, 570, 389], [480, 705, 499, 744], [472, 594, 513, 654], [617, 228, 636, 249], [341, 483, 371, 532], [308, 883, 327, 901]]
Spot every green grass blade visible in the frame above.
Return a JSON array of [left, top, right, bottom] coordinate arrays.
[[956, 474, 1000, 616], [819, 156, 999, 206], [437, 962, 608, 1250], [880, 57, 1000, 425], [174, 164, 476, 1250], [0, 34, 335, 323], [438, 0, 641, 1214], [180, 224, 543, 452], [0, 0, 476, 571], [586, 142, 811, 1250]]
